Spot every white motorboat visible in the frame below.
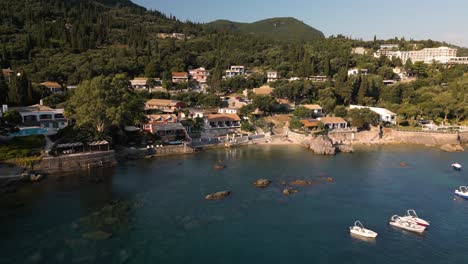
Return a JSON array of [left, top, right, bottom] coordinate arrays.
[[455, 186, 468, 199], [389, 215, 426, 233], [349, 221, 378, 238], [452, 163, 462, 170], [402, 209, 430, 227]]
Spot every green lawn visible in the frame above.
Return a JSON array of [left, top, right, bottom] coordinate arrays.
[[0, 135, 45, 161]]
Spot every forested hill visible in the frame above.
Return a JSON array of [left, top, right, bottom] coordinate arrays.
[[206, 17, 325, 41]]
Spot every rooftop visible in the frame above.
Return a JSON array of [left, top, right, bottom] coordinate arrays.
[[253, 85, 274, 95], [350, 105, 397, 116], [146, 99, 181, 107], [319, 117, 347, 124], [172, 72, 188, 77], [40, 82, 62, 89], [302, 104, 322, 110], [206, 114, 241, 122], [9, 104, 62, 113]]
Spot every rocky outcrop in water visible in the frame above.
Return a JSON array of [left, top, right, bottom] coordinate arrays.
[[282, 188, 299, 195], [309, 135, 336, 155], [205, 190, 231, 200], [253, 179, 271, 188], [440, 144, 464, 152], [289, 180, 316, 186]]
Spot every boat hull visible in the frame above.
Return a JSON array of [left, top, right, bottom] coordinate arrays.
[[455, 191, 468, 199], [402, 216, 430, 227], [350, 228, 378, 238], [389, 221, 425, 233]]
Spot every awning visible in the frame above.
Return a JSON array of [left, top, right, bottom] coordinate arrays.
[[87, 140, 109, 146], [56, 142, 83, 148]]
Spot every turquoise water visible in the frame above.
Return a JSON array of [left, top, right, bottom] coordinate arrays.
[[1, 145, 468, 263], [9, 127, 49, 137]]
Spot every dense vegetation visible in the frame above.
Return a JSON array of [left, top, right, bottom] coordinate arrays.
[[0, 0, 467, 142], [205, 17, 325, 41]]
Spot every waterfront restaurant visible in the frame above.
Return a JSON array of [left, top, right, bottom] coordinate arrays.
[[318, 117, 348, 130]]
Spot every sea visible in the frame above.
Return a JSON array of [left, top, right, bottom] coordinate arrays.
[[1, 145, 468, 264]]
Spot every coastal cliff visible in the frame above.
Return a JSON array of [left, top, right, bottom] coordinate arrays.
[[288, 128, 467, 155]]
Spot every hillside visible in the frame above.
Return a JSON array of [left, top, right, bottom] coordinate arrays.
[[206, 17, 325, 41]]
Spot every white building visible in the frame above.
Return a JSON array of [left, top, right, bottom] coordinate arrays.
[[218, 108, 239, 114], [348, 68, 368, 76], [350, 105, 397, 125], [352, 47, 367, 55], [225, 66, 245, 78], [5, 104, 69, 129], [130, 78, 148, 89], [266, 71, 279, 83], [380, 44, 399, 50], [377, 47, 457, 64]]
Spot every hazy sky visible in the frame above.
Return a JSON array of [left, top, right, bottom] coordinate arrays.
[[132, 0, 468, 47]]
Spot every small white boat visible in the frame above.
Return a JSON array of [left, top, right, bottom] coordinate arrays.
[[402, 209, 430, 227], [452, 163, 462, 170], [455, 186, 468, 199], [349, 221, 378, 238], [389, 215, 426, 233]]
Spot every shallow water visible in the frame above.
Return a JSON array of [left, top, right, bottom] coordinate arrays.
[[1, 145, 468, 264]]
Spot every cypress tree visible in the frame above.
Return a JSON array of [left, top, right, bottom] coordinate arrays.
[[0, 73, 8, 105]]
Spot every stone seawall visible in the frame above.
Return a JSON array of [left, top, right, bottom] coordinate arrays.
[[347, 129, 460, 146], [36, 151, 116, 174]]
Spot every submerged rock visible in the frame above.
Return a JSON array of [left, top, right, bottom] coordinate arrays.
[[213, 163, 226, 170], [205, 190, 231, 200], [282, 188, 299, 196], [399, 162, 408, 167], [280, 181, 287, 186], [82, 230, 112, 240], [289, 180, 316, 186], [26, 252, 43, 264], [440, 144, 464, 152], [325, 177, 334, 183], [337, 144, 354, 153], [253, 179, 271, 188]]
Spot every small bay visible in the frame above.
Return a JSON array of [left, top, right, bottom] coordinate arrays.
[[1, 145, 467, 264]]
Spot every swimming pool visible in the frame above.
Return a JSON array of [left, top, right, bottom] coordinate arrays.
[[8, 127, 50, 137]]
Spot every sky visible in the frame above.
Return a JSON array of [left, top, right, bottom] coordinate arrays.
[[132, 0, 468, 47]]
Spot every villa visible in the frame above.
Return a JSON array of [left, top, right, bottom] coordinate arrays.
[[172, 72, 189, 83], [266, 71, 279, 83], [130, 77, 148, 89], [225, 66, 245, 78], [145, 99, 186, 113], [5, 104, 68, 129], [40, 81, 63, 94], [189, 67, 209, 84], [318, 117, 348, 130], [143, 114, 178, 134], [350, 105, 397, 125], [302, 104, 323, 116], [348, 68, 368, 76], [202, 114, 241, 138]]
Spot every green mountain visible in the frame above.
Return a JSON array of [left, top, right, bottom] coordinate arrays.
[[205, 17, 325, 41]]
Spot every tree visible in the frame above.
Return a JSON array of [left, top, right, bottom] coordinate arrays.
[[334, 105, 347, 118], [347, 108, 379, 130], [289, 117, 303, 130], [318, 87, 336, 114], [7, 72, 32, 106], [66, 74, 145, 135], [0, 73, 8, 105], [293, 106, 313, 118], [252, 95, 276, 112], [0, 110, 22, 135], [357, 76, 368, 105]]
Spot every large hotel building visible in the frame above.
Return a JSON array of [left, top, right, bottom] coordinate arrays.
[[376, 46, 466, 64]]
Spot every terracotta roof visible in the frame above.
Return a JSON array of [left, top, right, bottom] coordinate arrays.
[[206, 114, 241, 122], [147, 114, 177, 122], [146, 99, 180, 107], [302, 104, 322, 110], [301, 119, 319, 127], [172, 72, 188, 77], [319, 117, 347, 124], [40, 82, 62, 89]]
